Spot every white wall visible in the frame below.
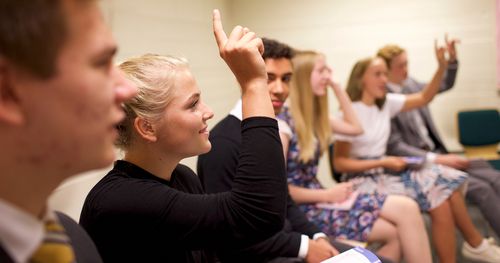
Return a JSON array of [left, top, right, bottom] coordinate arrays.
[[228, 0, 500, 186], [49, 0, 239, 220], [50, 0, 500, 219]]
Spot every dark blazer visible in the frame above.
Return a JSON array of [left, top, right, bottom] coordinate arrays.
[[197, 115, 319, 262], [387, 61, 458, 159], [0, 211, 102, 263]]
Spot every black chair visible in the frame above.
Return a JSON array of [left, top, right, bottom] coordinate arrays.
[[327, 143, 343, 182]]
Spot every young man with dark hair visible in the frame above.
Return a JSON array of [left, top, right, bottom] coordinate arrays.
[[0, 0, 137, 262], [197, 38, 388, 263]]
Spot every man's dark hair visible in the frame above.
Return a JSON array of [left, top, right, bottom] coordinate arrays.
[[262, 38, 295, 60], [0, 0, 69, 78]]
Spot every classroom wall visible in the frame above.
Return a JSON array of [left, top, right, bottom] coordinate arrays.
[[49, 0, 238, 220], [50, 0, 500, 219], [227, 0, 500, 187]]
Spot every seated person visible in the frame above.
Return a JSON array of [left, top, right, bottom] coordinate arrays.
[[334, 46, 500, 263], [378, 41, 500, 243], [198, 38, 347, 263], [278, 50, 431, 263], [0, 1, 137, 262], [80, 11, 287, 263]]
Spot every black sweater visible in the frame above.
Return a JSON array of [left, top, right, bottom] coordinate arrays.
[[79, 117, 287, 263], [198, 115, 321, 262]]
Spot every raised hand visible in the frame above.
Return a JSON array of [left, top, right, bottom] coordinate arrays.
[[445, 34, 460, 62], [434, 39, 448, 69], [212, 9, 273, 119], [212, 9, 266, 88]]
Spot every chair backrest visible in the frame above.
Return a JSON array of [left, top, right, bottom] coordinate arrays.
[[458, 109, 500, 145], [328, 143, 343, 182], [457, 109, 500, 159]]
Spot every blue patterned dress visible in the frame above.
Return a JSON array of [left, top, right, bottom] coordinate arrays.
[[277, 106, 386, 242], [335, 95, 468, 212]]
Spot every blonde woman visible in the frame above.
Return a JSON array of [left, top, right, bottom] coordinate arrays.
[[80, 11, 288, 262], [334, 50, 500, 262], [277, 50, 431, 263]]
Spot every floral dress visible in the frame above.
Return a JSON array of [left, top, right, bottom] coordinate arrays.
[[277, 106, 386, 242], [335, 94, 468, 212]]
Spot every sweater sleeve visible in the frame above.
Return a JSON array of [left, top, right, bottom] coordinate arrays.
[[83, 117, 287, 251], [165, 117, 286, 248]]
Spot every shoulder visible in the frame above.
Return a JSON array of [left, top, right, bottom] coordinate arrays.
[[211, 115, 240, 135], [171, 164, 204, 194], [56, 212, 103, 263]]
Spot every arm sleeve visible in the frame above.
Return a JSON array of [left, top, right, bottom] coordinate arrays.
[[440, 60, 458, 93], [184, 117, 286, 247], [387, 117, 429, 158], [286, 194, 320, 237], [218, 231, 302, 261], [89, 117, 287, 250], [386, 93, 406, 118]]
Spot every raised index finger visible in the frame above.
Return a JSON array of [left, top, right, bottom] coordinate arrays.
[[212, 9, 227, 49]]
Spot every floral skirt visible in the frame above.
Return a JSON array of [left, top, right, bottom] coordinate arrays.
[[347, 163, 468, 211], [300, 192, 386, 242]]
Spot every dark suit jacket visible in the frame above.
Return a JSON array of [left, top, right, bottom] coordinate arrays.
[[0, 211, 102, 263], [197, 115, 319, 262], [386, 61, 458, 158]]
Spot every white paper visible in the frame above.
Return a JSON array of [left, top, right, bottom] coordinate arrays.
[[321, 247, 381, 263]]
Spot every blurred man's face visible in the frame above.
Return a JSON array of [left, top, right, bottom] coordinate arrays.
[[12, 1, 137, 175], [388, 52, 408, 85], [265, 58, 292, 115]]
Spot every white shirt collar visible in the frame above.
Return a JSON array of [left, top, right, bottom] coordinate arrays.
[[0, 200, 49, 263], [229, 99, 243, 121]]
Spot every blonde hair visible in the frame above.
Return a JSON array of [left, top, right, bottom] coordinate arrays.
[[290, 50, 330, 162], [345, 57, 386, 109], [376, 44, 405, 70], [116, 54, 189, 150]]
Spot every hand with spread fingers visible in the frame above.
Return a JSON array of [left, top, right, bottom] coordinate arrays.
[[444, 34, 460, 62], [434, 39, 448, 69]]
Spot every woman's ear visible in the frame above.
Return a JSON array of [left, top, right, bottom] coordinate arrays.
[[0, 58, 25, 125], [134, 117, 157, 142]]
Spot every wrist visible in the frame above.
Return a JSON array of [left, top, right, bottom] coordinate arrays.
[[379, 158, 388, 168], [313, 232, 328, 241], [320, 189, 330, 203], [426, 152, 437, 163], [240, 78, 268, 93]]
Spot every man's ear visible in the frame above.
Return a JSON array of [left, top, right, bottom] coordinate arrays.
[[0, 58, 25, 125], [133, 117, 157, 142]]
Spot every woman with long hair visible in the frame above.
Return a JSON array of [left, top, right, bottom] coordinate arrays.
[[278, 50, 431, 263], [334, 46, 500, 263]]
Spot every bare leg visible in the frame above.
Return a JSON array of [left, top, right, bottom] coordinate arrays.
[[378, 195, 432, 263], [367, 217, 401, 262], [449, 190, 483, 247], [429, 199, 456, 263]]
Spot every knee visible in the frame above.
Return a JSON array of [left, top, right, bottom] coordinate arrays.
[[390, 195, 420, 215], [466, 182, 495, 204]]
